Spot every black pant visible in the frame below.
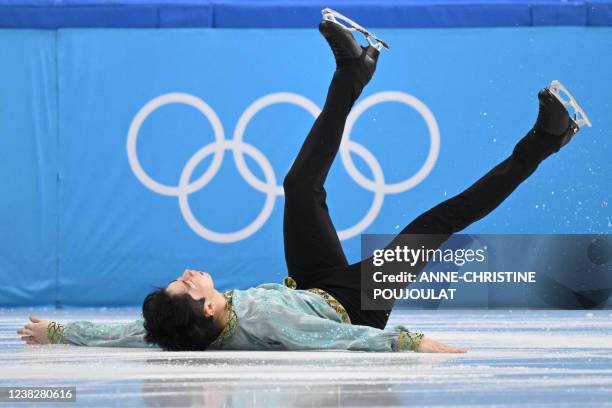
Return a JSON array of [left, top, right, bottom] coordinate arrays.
[[282, 67, 566, 330]]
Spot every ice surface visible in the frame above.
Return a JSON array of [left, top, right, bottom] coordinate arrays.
[[1, 308, 611, 407]]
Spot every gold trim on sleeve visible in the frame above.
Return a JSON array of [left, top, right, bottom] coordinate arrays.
[[47, 321, 65, 344], [395, 330, 424, 352]]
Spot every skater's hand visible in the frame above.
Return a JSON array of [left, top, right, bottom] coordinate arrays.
[[416, 335, 466, 353], [17, 316, 52, 345]]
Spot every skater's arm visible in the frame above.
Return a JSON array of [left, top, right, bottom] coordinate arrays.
[[249, 302, 467, 353], [254, 305, 424, 352], [60, 319, 155, 348], [18, 315, 156, 348], [269, 315, 466, 353]]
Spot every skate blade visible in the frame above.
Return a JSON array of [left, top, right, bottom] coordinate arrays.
[[549, 80, 592, 128], [321, 8, 390, 50]]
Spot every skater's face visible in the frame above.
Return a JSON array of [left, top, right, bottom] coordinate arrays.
[[165, 269, 215, 301]]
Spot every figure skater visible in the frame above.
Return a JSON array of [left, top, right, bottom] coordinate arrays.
[[18, 10, 588, 354]]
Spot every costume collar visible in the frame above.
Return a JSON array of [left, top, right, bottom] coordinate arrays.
[[209, 290, 238, 347]]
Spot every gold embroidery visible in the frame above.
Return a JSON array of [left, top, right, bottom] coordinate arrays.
[[307, 288, 352, 324], [283, 276, 297, 289], [396, 330, 424, 352], [47, 321, 65, 344], [282, 276, 351, 324], [209, 291, 238, 347]]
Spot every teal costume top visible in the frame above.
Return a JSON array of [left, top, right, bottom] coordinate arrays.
[[52, 283, 424, 352]]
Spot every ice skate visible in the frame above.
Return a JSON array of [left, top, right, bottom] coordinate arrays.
[[548, 80, 592, 129], [319, 16, 380, 83], [536, 80, 591, 148], [321, 8, 390, 51], [319, 19, 364, 62]]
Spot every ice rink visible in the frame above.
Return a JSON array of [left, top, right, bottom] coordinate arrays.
[[1, 308, 611, 407]]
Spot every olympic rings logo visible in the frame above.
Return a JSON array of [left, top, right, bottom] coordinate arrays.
[[127, 91, 440, 243]]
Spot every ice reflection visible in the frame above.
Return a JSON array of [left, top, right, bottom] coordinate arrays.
[[140, 378, 409, 408]]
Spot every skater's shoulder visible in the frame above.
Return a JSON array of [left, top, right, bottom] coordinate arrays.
[[236, 282, 289, 295], [229, 283, 291, 306], [254, 282, 288, 290]]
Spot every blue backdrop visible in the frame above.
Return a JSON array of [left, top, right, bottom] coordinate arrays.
[[0, 28, 610, 306]]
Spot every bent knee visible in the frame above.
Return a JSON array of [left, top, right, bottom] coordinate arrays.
[[282, 173, 298, 192], [283, 173, 313, 193]]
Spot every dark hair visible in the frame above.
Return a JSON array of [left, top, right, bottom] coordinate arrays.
[[142, 288, 222, 351]]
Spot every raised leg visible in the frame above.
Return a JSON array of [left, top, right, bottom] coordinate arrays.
[[396, 86, 582, 238], [283, 20, 381, 285], [353, 85, 585, 329], [283, 69, 367, 282]]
